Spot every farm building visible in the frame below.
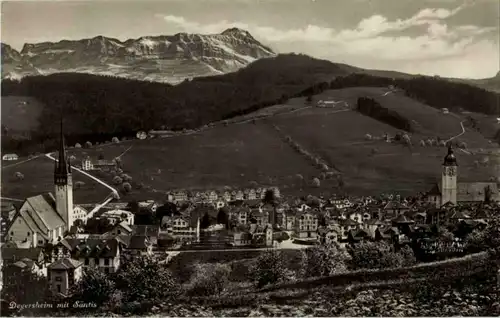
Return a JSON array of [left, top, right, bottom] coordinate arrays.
[[2, 154, 19, 161]]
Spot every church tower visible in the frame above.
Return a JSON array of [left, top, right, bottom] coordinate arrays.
[[441, 144, 458, 205], [54, 120, 74, 231]]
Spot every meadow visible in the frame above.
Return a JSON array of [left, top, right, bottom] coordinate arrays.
[[65, 122, 333, 200]]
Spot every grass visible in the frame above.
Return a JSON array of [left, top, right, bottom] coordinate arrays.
[[268, 87, 497, 195], [1, 155, 110, 204], [64, 122, 332, 201]]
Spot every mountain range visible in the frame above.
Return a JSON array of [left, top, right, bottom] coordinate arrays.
[[1, 28, 275, 84]]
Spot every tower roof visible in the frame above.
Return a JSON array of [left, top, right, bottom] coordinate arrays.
[[443, 144, 457, 166], [54, 119, 71, 182]]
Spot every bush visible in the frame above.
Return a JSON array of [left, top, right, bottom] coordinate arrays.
[[251, 250, 292, 288], [14, 171, 24, 181], [300, 243, 349, 278], [364, 133, 372, 141], [312, 177, 321, 188], [75, 143, 82, 148], [113, 176, 123, 185], [121, 174, 132, 182], [112, 137, 120, 143], [320, 164, 329, 171], [183, 263, 231, 296], [458, 141, 467, 149], [122, 182, 132, 193], [419, 140, 426, 147], [348, 241, 406, 270]]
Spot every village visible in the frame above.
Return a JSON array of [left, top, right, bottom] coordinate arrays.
[[0, 124, 499, 300]]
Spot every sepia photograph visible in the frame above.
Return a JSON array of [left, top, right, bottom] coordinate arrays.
[[0, 0, 499, 316]]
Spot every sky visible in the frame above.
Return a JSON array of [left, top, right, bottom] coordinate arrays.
[[1, 0, 499, 79]]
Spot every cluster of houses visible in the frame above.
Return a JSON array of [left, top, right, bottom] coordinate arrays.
[[165, 187, 280, 204]]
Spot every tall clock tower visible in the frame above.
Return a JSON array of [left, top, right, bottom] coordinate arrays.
[[54, 120, 74, 232], [441, 145, 458, 205]]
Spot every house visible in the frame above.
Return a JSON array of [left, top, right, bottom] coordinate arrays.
[[1, 247, 46, 276], [235, 190, 244, 201], [81, 157, 94, 171], [338, 218, 360, 240], [118, 235, 153, 256], [164, 215, 199, 242], [5, 194, 66, 247], [294, 211, 318, 239], [102, 209, 135, 225], [92, 158, 116, 171], [47, 258, 83, 296], [208, 191, 218, 202], [131, 225, 160, 246], [383, 201, 410, 218], [233, 232, 252, 246], [282, 210, 296, 230], [107, 221, 134, 236], [246, 189, 257, 201], [173, 191, 188, 203], [72, 205, 90, 224], [138, 200, 159, 213], [2, 153, 19, 161], [223, 191, 232, 202], [52, 237, 121, 274]]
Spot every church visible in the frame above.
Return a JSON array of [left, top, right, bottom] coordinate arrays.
[[5, 123, 87, 248], [426, 145, 499, 207]]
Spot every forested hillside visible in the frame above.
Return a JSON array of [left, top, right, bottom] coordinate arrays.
[[2, 53, 499, 153]]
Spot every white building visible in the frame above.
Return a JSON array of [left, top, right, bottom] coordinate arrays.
[[102, 209, 135, 225], [2, 154, 19, 161]]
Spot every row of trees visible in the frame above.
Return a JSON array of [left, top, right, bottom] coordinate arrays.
[[357, 97, 414, 132]]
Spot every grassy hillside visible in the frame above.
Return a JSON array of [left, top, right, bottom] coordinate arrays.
[[2, 84, 496, 200], [1, 156, 110, 203], [60, 121, 338, 201]]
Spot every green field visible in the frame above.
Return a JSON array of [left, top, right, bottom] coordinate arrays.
[[1, 155, 110, 204]]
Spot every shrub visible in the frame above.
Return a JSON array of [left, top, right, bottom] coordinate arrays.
[[14, 172, 24, 181], [183, 263, 231, 296], [85, 141, 92, 148], [113, 176, 123, 185], [115, 255, 180, 303], [112, 137, 120, 143], [122, 182, 132, 193], [251, 250, 292, 288], [312, 177, 321, 188], [121, 174, 132, 182], [320, 164, 329, 171], [364, 133, 372, 141], [300, 243, 349, 278], [458, 141, 467, 149], [348, 241, 405, 270], [319, 172, 326, 180], [419, 140, 426, 147], [75, 143, 82, 148], [295, 174, 304, 182], [439, 140, 447, 147]]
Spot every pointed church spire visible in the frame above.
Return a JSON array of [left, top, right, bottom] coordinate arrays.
[[55, 117, 71, 185]]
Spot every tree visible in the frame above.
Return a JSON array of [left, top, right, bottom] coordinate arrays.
[[113, 176, 123, 185], [251, 250, 291, 288], [122, 182, 132, 193], [71, 267, 116, 308], [216, 208, 228, 226], [306, 94, 313, 104], [419, 140, 426, 147], [300, 243, 348, 278], [14, 171, 24, 181], [364, 133, 372, 141], [114, 255, 180, 303], [184, 263, 231, 296], [85, 141, 92, 148], [75, 143, 82, 148], [112, 137, 120, 143], [312, 177, 321, 188]]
